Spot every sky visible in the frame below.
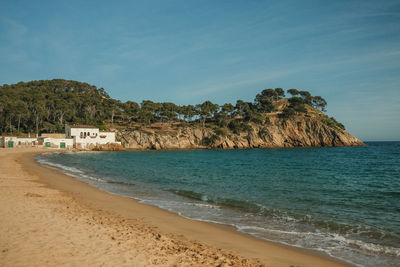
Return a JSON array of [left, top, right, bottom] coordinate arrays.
[[0, 0, 399, 141]]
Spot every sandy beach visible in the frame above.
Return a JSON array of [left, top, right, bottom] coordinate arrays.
[[0, 148, 351, 267]]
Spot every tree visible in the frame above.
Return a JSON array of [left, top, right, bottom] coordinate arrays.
[[182, 105, 196, 121], [221, 103, 234, 116], [287, 89, 299, 96], [5, 101, 16, 134], [14, 100, 29, 134], [31, 105, 44, 137], [260, 89, 278, 100], [30, 92, 46, 136], [141, 100, 162, 120], [288, 97, 307, 113], [137, 109, 154, 125], [275, 88, 285, 98], [160, 102, 178, 122], [228, 120, 252, 134], [255, 95, 274, 113], [215, 103, 235, 127], [245, 109, 263, 124], [255, 90, 274, 113], [54, 99, 69, 127], [196, 101, 219, 127], [215, 113, 229, 127], [234, 100, 249, 117], [141, 100, 158, 113], [311, 96, 327, 112], [124, 101, 140, 116], [299, 90, 312, 104]]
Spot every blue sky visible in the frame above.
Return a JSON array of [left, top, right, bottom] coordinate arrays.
[[0, 0, 399, 141]]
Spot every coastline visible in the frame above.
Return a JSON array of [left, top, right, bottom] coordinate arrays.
[[1, 148, 352, 266]]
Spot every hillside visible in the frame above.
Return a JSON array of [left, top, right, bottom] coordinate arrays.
[[0, 79, 364, 148], [114, 99, 363, 149]]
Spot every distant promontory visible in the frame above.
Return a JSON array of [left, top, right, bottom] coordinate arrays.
[[0, 79, 364, 149]]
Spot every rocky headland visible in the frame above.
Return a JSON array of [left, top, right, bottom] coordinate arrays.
[[115, 103, 363, 150]]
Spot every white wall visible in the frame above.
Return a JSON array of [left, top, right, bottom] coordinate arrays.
[[15, 138, 37, 147], [38, 137, 73, 149], [98, 132, 116, 143], [1, 137, 21, 148], [48, 138, 73, 148], [65, 126, 99, 139], [73, 131, 116, 149]]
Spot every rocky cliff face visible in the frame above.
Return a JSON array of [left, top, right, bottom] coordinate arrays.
[[114, 114, 364, 150]]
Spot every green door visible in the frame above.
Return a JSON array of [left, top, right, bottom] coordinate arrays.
[[60, 142, 66, 148], [8, 141, 14, 148], [45, 142, 51, 148]]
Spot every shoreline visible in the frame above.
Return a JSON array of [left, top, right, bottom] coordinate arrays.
[[1, 148, 352, 266]]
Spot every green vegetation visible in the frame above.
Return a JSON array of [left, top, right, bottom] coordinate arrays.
[[0, 79, 338, 136], [320, 115, 345, 130]]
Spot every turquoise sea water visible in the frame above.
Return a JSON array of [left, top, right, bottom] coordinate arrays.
[[36, 142, 400, 266]]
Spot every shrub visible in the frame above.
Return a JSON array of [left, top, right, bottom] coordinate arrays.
[[202, 134, 219, 146], [214, 127, 227, 136], [228, 120, 252, 134], [98, 124, 107, 131], [279, 107, 295, 118], [288, 97, 307, 113], [258, 127, 269, 138], [320, 115, 345, 130]]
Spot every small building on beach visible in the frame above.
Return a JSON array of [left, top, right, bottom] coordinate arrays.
[[65, 125, 118, 149], [0, 136, 39, 148], [0, 136, 18, 148], [1, 125, 120, 149], [37, 137, 74, 149]]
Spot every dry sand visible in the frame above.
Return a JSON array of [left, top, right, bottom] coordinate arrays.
[[0, 148, 352, 266]]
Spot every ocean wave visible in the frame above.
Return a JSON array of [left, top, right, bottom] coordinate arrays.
[[168, 189, 209, 202], [36, 157, 84, 175], [191, 203, 220, 209], [329, 234, 400, 257], [169, 189, 271, 214], [168, 188, 400, 259], [106, 180, 136, 186], [237, 225, 400, 257], [36, 156, 107, 183]]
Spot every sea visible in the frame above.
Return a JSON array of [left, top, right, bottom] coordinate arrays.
[[36, 142, 400, 267]]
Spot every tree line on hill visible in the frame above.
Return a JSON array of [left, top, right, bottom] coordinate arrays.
[[0, 79, 343, 136]]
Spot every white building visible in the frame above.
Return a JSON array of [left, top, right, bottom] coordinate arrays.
[[0, 136, 18, 148], [38, 137, 74, 149], [0, 137, 39, 148], [65, 125, 119, 149], [15, 137, 38, 147]]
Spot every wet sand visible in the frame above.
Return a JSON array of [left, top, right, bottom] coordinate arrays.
[[0, 148, 352, 266]]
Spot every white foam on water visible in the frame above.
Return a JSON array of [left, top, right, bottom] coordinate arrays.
[[36, 157, 84, 174], [192, 203, 220, 209], [329, 233, 400, 257], [36, 156, 107, 183]]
